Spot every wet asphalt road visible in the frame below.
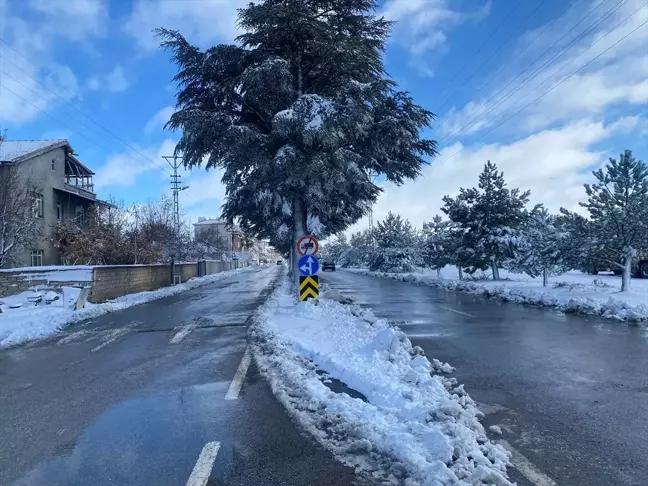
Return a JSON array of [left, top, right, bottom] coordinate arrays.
[[0, 266, 361, 486], [321, 270, 648, 486]]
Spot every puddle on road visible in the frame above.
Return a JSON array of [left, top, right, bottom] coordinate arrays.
[[316, 370, 368, 402]]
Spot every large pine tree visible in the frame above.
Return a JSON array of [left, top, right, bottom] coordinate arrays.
[[442, 161, 530, 279], [578, 150, 648, 291], [157, 0, 436, 271]]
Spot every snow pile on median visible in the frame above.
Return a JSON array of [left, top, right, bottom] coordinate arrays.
[[251, 278, 512, 485], [347, 268, 648, 324], [0, 266, 259, 349]]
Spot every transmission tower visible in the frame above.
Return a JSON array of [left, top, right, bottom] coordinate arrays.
[[162, 155, 188, 240]]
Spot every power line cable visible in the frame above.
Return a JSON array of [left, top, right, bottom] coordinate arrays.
[[431, 14, 648, 170], [438, 0, 633, 147], [0, 39, 170, 174], [430, 0, 525, 106], [433, 0, 548, 115], [0, 68, 170, 175]]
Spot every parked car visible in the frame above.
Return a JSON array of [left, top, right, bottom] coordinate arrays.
[[322, 261, 336, 271], [277, 260, 283, 265]]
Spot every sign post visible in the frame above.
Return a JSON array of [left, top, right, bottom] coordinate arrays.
[[296, 235, 319, 301]]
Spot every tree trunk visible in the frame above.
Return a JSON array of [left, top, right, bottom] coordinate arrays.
[[621, 257, 632, 292], [491, 259, 500, 280], [436, 268, 441, 278], [542, 268, 548, 288], [292, 198, 306, 286], [458, 266, 463, 280]]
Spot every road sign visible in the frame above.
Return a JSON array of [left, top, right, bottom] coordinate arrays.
[[298, 255, 320, 276], [297, 235, 319, 256], [299, 276, 319, 301]]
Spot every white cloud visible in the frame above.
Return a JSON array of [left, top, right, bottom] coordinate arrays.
[[0, 0, 106, 125], [382, 0, 490, 57], [438, 0, 648, 142], [88, 65, 129, 93], [95, 139, 176, 190], [124, 0, 248, 52], [353, 117, 638, 232], [145, 105, 175, 134]]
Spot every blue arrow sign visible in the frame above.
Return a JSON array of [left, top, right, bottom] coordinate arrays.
[[298, 255, 320, 276]]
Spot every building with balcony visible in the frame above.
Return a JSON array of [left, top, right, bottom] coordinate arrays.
[[193, 217, 246, 253], [0, 139, 111, 267]]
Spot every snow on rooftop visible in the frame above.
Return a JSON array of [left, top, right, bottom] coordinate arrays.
[[0, 139, 69, 162]]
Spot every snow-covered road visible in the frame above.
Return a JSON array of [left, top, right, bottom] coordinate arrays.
[[321, 270, 648, 486]]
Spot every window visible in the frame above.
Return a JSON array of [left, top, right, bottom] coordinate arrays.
[[51, 159, 55, 170], [75, 205, 85, 225], [32, 193, 44, 218], [56, 201, 62, 221], [30, 250, 44, 267]]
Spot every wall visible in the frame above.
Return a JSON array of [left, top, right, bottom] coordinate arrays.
[[0, 260, 250, 303], [90, 265, 169, 302]]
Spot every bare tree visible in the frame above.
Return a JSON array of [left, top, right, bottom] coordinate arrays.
[[0, 161, 41, 268]]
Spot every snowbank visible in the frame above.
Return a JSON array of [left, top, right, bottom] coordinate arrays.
[[346, 268, 648, 324], [251, 278, 512, 485], [0, 266, 258, 349]]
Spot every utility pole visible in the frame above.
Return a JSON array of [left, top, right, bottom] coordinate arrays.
[[162, 156, 189, 257]]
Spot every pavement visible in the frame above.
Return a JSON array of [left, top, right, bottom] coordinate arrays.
[[321, 269, 648, 486], [0, 266, 362, 486]]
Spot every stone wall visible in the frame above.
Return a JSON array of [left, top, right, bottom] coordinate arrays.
[[90, 265, 169, 303], [0, 260, 250, 303]]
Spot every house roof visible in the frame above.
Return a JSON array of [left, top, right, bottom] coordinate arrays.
[[194, 218, 226, 226], [0, 139, 72, 163]]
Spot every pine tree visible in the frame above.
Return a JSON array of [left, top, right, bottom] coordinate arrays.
[[157, 0, 436, 276], [421, 215, 453, 277], [509, 205, 568, 286], [346, 229, 374, 267], [369, 212, 420, 272], [442, 161, 530, 279], [579, 150, 648, 291], [321, 233, 351, 265]]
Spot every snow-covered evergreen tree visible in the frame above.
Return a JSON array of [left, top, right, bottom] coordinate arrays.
[[157, 0, 436, 275], [320, 234, 351, 265], [421, 215, 453, 277], [578, 150, 648, 291], [509, 205, 568, 286], [441, 161, 530, 279], [346, 229, 374, 267], [369, 212, 420, 272]]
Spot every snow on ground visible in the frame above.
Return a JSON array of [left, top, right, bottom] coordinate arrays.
[[0, 266, 258, 349], [251, 277, 512, 485], [346, 267, 648, 324]]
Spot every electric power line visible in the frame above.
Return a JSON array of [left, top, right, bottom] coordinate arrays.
[[431, 14, 648, 170], [0, 39, 170, 175], [438, 0, 642, 148], [433, 0, 548, 115], [430, 0, 525, 107]]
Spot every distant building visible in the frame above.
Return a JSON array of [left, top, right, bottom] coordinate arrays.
[[193, 218, 245, 253], [0, 139, 112, 267]]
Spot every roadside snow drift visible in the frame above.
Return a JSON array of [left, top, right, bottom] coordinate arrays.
[[251, 278, 512, 485], [0, 266, 258, 349]]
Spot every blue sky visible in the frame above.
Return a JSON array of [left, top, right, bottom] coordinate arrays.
[[0, 0, 647, 228]]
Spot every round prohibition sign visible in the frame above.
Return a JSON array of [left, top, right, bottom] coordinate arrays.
[[297, 235, 319, 256]]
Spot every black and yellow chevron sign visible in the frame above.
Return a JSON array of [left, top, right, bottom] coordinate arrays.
[[299, 275, 319, 301]]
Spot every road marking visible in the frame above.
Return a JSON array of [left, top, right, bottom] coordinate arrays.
[[498, 440, 558, 486], [225, 346, 251, 400], [91, 329, 129, 353], [437, 305, 475, 317], [170, 323, 197, 344], [186, 441, 221, 486]]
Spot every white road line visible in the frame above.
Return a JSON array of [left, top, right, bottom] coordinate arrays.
[[185, 441, 221, 486], [225, 346, 251, 400], [91, 329, 129, 353], [498, 440, 558, 486], [170, 323, 197, 344], [437, 305, 475, 318]]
